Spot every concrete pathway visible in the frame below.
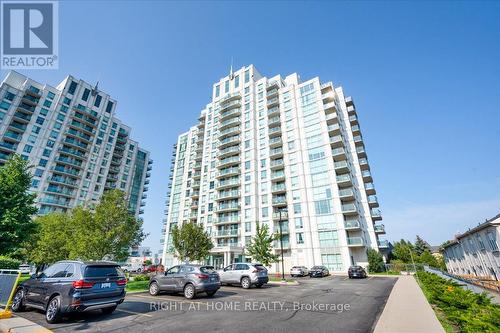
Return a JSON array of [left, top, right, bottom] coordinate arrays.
[[0, 315, 52, 333], [373, 275, 444, 333]]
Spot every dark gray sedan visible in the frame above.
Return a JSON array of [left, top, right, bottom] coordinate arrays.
[[148, 264, 220, 299], [11, 261, 126, 323]]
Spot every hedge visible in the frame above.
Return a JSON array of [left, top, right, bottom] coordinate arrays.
[[416, 271, 500, 332], [0, 256, 21, 269]]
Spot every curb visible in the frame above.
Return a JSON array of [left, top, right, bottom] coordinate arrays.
[[0, 316, 52, 333], [268, 280, 299, 286]]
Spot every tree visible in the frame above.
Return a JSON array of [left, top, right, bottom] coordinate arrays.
[[391, 239, 414, 263], [171, 222, 213, 263], [416, 250, 439, 267], [29, 190, 146, 263], [367, 248, 385, 273], [244, 223, 279, 267], [414, 235, 431, 256], [0, 155, 38, 256]]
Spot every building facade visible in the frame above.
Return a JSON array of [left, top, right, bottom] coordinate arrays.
[[442, 214, 500, 281], [161, 65, 387, 273], [0, 71, 151, 217]]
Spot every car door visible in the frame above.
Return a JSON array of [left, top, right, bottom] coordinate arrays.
[[235, 263, 249, 282], [177, 266, 194, 290], [162, 266, 181, 291], [40, 263, 72, 306], [220, 264, 234, 283]]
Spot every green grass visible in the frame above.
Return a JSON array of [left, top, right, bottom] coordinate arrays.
[[126, 280, 149, 292], [416, 271, 500, 333], [370, 271, 400, 276], [268, 275, 294, 283]]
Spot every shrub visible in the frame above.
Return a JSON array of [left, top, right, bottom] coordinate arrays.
[[0, 255, 21, 269], [367, 248, 384, 273], [417, 271, 500, 332], [132, 274, 150, 282]]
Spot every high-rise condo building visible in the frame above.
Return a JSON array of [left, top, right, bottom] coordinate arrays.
[[161, 65, 387, 273], [0, 71, 152, 217]]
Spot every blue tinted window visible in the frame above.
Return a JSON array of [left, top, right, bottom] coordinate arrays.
[[82, 88, 90, 101], [68, 81, 77, 95]]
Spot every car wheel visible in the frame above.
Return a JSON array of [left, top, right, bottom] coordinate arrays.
[[137, 268, 142, 273], [45, 295, 62, 324], [101, 305, 117, 315], [206, 290, 216, 297], [149, 281, 160, 296], [184, 284, 196, 299], [11, 289, 25, 312], [241, 277, 251, 289]]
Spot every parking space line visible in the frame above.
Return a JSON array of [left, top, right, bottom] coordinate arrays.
[[343, 277, 348, 280], [368, 276, 373, 280], [116, 309, 153, 317]]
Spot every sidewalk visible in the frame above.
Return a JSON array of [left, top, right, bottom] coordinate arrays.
[[373, 275, 444, 333], [0, 315, 52, 333]]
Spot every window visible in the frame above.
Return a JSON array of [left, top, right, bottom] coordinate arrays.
[[318, 231, 339, 247], [36, 116, 44, 125], [68, 81, 78, 94], [47, 91, 55, 100], [31, 179, 39, 188], [234, 75, 240, 88], [94, 95, 102, 107], [224, 80, 229, 93], [82, 88, 90, 101], [295, 217, 303, 229], [486, 232, 498, 251], [63, 97, 71, 105], [4, 91, 15, 101], [106, 101, 114, 113], [245, 222, 251, 232], [43, 100, 52, 108], [23, 145, 33, 153], [315, 200, 332, 215], [476, 235, 486, 250], [34, 169, 44, 177], [296, 233, 304, 244], [262, 207, 269, 218], [39, 108, 49, 116], [321, 254, 343, 271], [244, 70, 250, 83], [245, 196, 251, 206], [215, 85, 220, 97], [293, 203, 301, 215]]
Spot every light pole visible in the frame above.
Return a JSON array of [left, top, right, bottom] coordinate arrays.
[[279, 208, 287, 281]]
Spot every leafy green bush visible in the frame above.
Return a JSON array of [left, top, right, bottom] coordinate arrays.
[[0, 255, 21, 269], [132, 274, 150, 282], [417, 271, 500, 332], [367, 248, 384, 273]]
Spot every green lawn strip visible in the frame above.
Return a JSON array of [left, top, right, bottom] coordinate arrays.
[[126, 280, 149, 292], [416, 271, 500, 333], [370, 271, 400, 276], [268, 275, 295, 282]]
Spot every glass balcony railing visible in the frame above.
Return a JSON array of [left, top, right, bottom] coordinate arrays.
[[272, 183, 286, 192], [341, 203, 357, 213], [374, 225, 385, 233], [378, 240, 389, 248], [271, 171, 285, 179], [344, 219, 360, 229], [338, 188, 354, 197], [347, 237, 365, 246]]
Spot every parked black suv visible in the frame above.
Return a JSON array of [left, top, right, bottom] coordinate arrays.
[[348, 265, 367, 279], [11, 261, 126, 323], [309, 266, 330, 278]]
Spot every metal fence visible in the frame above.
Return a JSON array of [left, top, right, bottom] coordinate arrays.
[[0, 270, 21, 310], [383, 263, 425, 274]]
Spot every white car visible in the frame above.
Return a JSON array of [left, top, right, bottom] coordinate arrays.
[[290, 266, 309, 277], [121, 263, 142, 273], [18, 264, 31, 274]]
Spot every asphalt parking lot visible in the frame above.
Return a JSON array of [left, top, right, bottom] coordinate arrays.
[[15, 276, 396, 333]]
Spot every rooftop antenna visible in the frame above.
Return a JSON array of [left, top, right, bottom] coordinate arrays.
[[229, 57, 234, 80], [91, 73, 100, 96]]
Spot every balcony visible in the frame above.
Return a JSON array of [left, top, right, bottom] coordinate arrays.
[[56, 156, 83, 168], [351, 124, 360, 134], [353, 135, 363, 146], [220, 117, 240, 130], [359, 157, 369, 170], [217, 156, 240, 168], [38, 197, 70, 208], [192, 171, 201, 179], [338, 188, 355, 201], [374, 224, 386, 234], [219, 125, 241, 138], [347, 105, 356, 115], [45, 186, 74, 197], [214, 216, 240, 225], [267, 80, 280, 91], [270, 147, 283, 158], [347, 237, 365, 247], [365, 183, 376, 195], [191, 191, 200, 198], [4, 131, 23, 142], [329, 135, 343, 148], [273, 239, 290, 250], [345, 96, 354, 106], [378, 240, 389, 248], [220, 108, 241, 121], [368, 195, 379, 207], [344, 219, 361, 230], [272, 196, 287, 207], [323, 102, 337, 113], [371, 209, 382, 221], [0, 141, 18, 152], [217, 178, 240, 189], [325, 113, 338, 124], [268, 116, 281, 126], [331, 147, 346, 161], [215, 203, 240, 213], [213, 229, 239, 238], [220, 92, 241, 104], [216, 190, 240, 200], [267, 97, 279, 108], [356, 145, 366, 158], [271, 183, 286, 193], [48, 176, 78, 187], [219, 135, 240, 148], [362, 170, 372, 182], [336, 174, 352, 187], [218, 145, 240, 158], [274, 222, 289, 234], [267, 107, 280, 116], [8, 122, 27, 132], [341, 203, 357, 215], [272, 211, 288, 220], [269, 136, 282, 148], [271, 170, 285, 181], [349, 115, 358, 124], [13, 112, 31, 123], [216, 167, 240, 178], [268, 126, 282, 137], [270, 158, 284, 169], [327, 123, 341, 135], [334, 160, 349, 173], [52, 166, 81, 177]]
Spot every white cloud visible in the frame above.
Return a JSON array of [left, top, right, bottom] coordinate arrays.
[[382, 197, 500, 245]]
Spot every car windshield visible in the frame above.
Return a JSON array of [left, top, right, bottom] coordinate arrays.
[[311, 266, 321, 270], [84, 265, 123, 278], [292, 266, 300, 269], [200, 266, 216, 273]]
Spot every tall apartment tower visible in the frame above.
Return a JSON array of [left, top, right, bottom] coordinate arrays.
[[161, 65, 387, 273], [0, 71, 152, 217]]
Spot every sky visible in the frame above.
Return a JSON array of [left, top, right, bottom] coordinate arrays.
[[2, 1, 499, 253]]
